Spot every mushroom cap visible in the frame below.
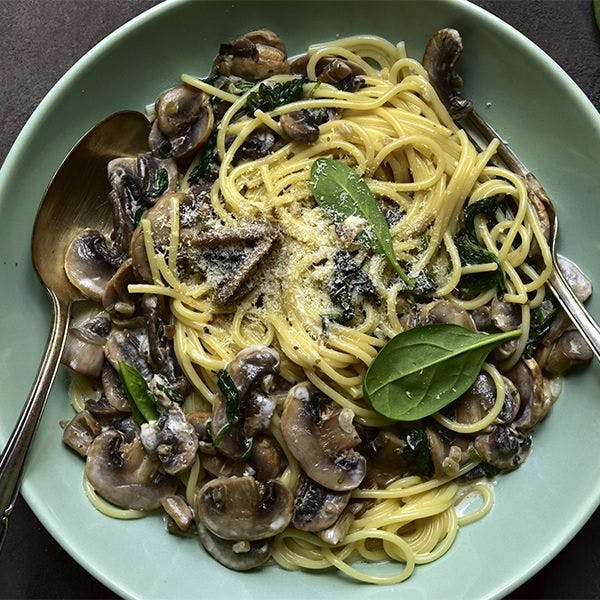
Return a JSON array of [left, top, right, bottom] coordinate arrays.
[[280, 110, 320, 144], [292, 475, 350, 532], [419, 299, 476, 331], [474, 425, 532, 471], [541, 330, 593, 377], [85, 429, 177, 510], [196, 521, 272, 571], [506, 358, 547, 430], [281, 382, 366, 491], [64, 229, 125, 302], [422, 28, 473, 120], [61, 313, 111, 379], [103, 258, 139, 319], [196, 476, 293, 541], [62, 410, 101, 457]]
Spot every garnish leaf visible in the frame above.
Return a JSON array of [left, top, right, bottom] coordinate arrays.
[[146, 167, 169, 199], [118, 362, 159, 424], [310, 158, 412, 287], [245, 78, 306, 114], [363, 324, 521, 421]]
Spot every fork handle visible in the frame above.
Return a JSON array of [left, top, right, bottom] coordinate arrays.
[[547, 267, 600, 363], [0, 290, 70, 549]]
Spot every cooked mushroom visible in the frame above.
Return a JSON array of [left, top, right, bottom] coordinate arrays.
[[104, 328, 153, 381], [473, 425, 531, 471], [426, 425, 469, 478], [102, 259, 139, 321], [101, 362, 131, 413], [292, 475, 350, 532], [280, 110, 320, 143], [538, 330, 593, 376], [61, 313, 111, 379], [142, 294, 190, 396], [211, 346, 280, 460], [359, 429, 409, 487], [196, 521, 272, 571], [506, 358, 547, 430], [557, 254, 593, 302], [422, 28, 473, 120], [137, 153, 179, 205], [419, 299, 476, 331], [64, 229, 125, 301], [187, 411, 215, 455], [62, 410, 101, 457], [85, 429, 178, 510], [281, 382, 366, 491], [471, 305, 492, 332], [317, 57, 365, 85], [140, 403, 198, 475], [490, 299, 521, 331], [84, 396, 123, 418], [233, 129, 277, 162], [196, 476, 293, 540], [200, 454, 248, 479], [449, 372, 520, 426], [151, 85, 214, 159], [213, 29, 289, 81], [248, 434, 284, 481], [317, 501, 369, 545], [160, 494, 194, 531]]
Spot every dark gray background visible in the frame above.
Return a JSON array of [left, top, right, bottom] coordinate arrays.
[[1, 0, 599, 598]]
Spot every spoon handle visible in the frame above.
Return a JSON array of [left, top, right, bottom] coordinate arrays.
[[0, 290, 70, 548]]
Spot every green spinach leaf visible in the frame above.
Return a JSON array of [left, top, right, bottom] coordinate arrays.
[[245, 78, 306, 114], [327, 250, 379, 324], [217, 370, 240, 424], [310, 157, 412, 287], [399, 428, 433, 476], [146, 167, 169, 199], [363, 324, 521, 421], [187, 130, 218, 185], [118, 362, 159, 424], [156, 382, 184, 404], [464, 197, 499, 240], [524, 297, 559, 356]]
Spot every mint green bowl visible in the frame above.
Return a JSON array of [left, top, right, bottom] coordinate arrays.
[[1, 1, 599, 598]]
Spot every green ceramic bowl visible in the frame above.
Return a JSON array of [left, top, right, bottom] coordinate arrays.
[[1, 1, 599, 598]]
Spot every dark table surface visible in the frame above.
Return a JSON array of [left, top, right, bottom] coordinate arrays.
[[1, 1, 600, 598]]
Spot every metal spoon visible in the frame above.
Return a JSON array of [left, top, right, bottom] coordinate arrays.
[[0, 111, 150, 548], [423, 28, 600, 361]]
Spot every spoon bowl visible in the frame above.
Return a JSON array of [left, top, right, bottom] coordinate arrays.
[[0, 110, 150, 548]]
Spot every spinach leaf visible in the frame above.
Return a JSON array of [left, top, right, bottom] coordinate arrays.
[[524, 297, 559, 356], [217, 370, 240, 424], [455, 232, 506, 298], [327, 251, 379, 324], [146, 167, 169, 199], [118, 362, 159, 424], [399, 428, 433, 477], [363, 324, 521, 421], [464, 197, 499, 240], [245, 78, 306, 114], [187, 130, 218, 185], [310, 158, 412, 287], [156, 382, 184, 405]]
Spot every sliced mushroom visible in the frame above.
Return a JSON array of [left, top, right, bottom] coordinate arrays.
[[292, 475, 350, 532], [233, 129, 277, 163], [140, 403, 198, 475], [449, 372, 520, 427], [85, 429, 178, 510], [187, 411, 216, 455], [213, 29, 289, 81], [211, 346, 280, 460], [196, 521, 271, 571], [473, 425, 531, 471], [505, 358, 549, 430], [281, 382, 366, 491], [426, 425, 470, 478], [422, 28, 473, 120], [160, 495, 194, 531], [62, 410, 101, 457], [102, 259, 139, 321], [200, 454, 247, 479], [196, 476, 293, 540], [359, 429, 409, 487], [490, 299, 521, 331], [61, 313, 111, 379], [317, 501, 368, 545], [104, 328, 153, 381], [137, 153, 179, 204], [539, 330, 593, 376], [101, 362, 132, 413], [142, 294, 190, 396], [152, 85, 214, 159], [280, 110, 320, 143], [471, 305, 492, 332], [84, 396, 123, 418], [317, 57, 365, 85], [165, 515, 199, 538], [419, 299, 476, 331], [557, 254, 593, 302], [248, 434, 284, 482], [64, 229, 125, 301]]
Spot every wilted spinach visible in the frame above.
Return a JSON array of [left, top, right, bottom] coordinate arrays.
[[146, 167, 169, 199], [524, 297, 559, 356], [187, 130, 218, 185], [399, 428, 433, 477], [455, 232, 506, 297], [245, 78, 307, 114]]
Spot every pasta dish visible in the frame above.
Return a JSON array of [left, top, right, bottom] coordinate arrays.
[[58, 29, 593, 584]]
